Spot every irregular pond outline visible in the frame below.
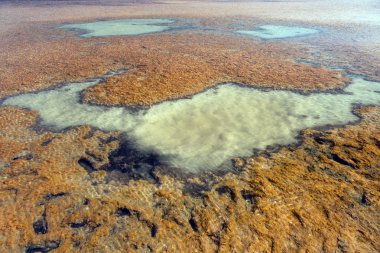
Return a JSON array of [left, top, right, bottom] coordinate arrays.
[[2, 71, 380, 172]]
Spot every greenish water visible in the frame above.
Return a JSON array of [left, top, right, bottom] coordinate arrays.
[[60, 19, 174, 37], [3, 78, 380, 172], [237, 25, 319, 39], [60, 20, 319, 40]]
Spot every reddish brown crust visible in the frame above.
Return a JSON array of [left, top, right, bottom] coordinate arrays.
[[82, 33, 348, 106], [0, 3, 379, 252], [0, 26, 348, 106], [0, 105, 379, 252]]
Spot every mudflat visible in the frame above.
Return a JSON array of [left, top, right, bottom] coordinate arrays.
[[0, 1, 379, 252]]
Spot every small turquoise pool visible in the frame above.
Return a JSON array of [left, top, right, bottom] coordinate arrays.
[[60, 19, 174, 37], [237, 25, 319, 39]]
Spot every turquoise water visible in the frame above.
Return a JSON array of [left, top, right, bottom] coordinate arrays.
[[60, 20, 320, 40], [3, 78, 380, 172], [60, 19, 174, 37], [237, 25, 319, 39]]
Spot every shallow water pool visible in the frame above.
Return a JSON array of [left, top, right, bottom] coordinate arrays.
[[60, 19, 174, 37], [3, 78, 380, 172], [237, 25, 319, 39]]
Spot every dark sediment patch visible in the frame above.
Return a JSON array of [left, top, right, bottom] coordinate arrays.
[[78, 157, 95, 173], [25, 241, 60, 253], [116, 207, 132, 217], [33, 212, 48, 235], [102, 140, 161, 184], [100, 140, 242, 197], [44, 192, 66, 201]]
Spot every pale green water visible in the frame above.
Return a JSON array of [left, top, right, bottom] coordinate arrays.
[[237, 25, 319, 39], [3, 78, 380, 172], [60, 20, 319, 40], [60, 19, 174, 37]]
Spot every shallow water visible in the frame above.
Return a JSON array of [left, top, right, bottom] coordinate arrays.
[[237, 25, 319, 39], [3, 78, 380, 172], [60, 19, 174, 37]]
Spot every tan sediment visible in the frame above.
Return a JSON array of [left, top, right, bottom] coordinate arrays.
[[0, 1, 379, 252], [2, 3, 379, 106], [0, 27, 347, 106], [82, 33, 348, 106], [0, 105, 379, 252]]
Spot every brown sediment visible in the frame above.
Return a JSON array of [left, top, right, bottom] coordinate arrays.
[[1, 1, 379, 252], [2, 9, 379, 106], [0, 24, 348, 106], [300, 42, 380, 82], [0, 104, 379, 252], [81, 33, 348, 106]]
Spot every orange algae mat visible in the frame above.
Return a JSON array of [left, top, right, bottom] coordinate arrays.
[[0, 0, 380, 252], [0, 29, 347, 106]]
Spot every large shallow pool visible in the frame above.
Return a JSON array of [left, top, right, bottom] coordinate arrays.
[[3, 77, 380, 172]]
